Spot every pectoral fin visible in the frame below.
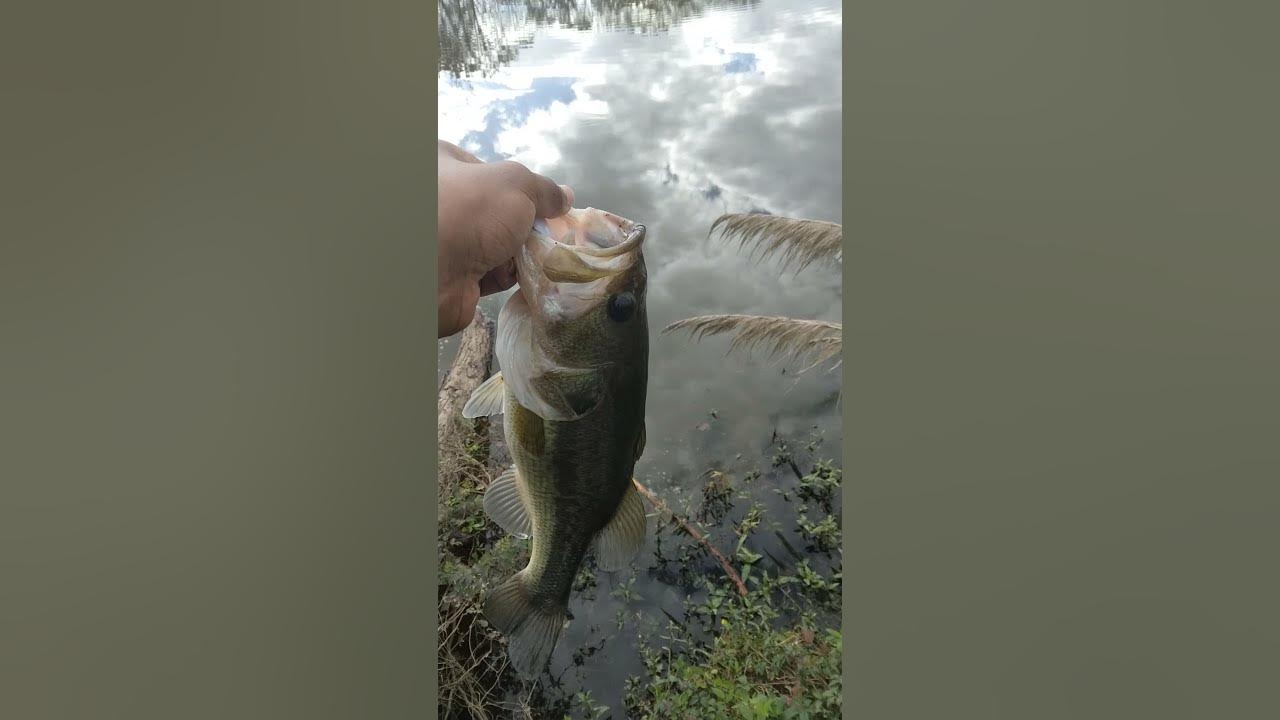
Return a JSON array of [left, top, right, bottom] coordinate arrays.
[[592, 481, 648, 571], [483, 466, 531, 539], [528, 367, 605, 420], [493, 293, 603, 421], [462, 372, 505, 418]]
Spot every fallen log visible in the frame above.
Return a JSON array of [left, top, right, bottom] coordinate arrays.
[[438, 307, 495, 452], [438, 307, 495, 505]]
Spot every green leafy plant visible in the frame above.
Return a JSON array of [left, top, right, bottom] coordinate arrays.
[[624, 444, 843, 720]]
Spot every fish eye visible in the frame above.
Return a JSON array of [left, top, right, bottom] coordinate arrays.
[[606, 292, 635, 322]]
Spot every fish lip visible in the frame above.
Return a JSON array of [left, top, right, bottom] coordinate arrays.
[[531, 209, 646, 259], [573, 217, 646, 258], [518, 210, 646, 322]]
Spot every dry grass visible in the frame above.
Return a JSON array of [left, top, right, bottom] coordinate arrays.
[[662, 314, 842, 371], [710, 213, 842, 274], [438, 593, 509, 720], [438, 417, 514, 719], [438, 433, 490, 513]]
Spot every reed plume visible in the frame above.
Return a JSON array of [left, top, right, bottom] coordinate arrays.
[[709, 213, 842, 274], [662, 314, 842, 371]]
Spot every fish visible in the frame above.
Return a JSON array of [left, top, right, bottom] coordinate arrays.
[[462, 206, 650, 677]]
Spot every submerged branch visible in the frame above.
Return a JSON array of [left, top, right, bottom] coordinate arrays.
[[632, 478, 748, 598]]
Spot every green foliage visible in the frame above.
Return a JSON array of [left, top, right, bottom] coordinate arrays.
[[623, 449, 843, 720], [573, 561, 600, 595], [796, 459, 841, 513], [570, 690, 610, 720], [612, 573, 641, 604], [698, 469, 735, 523], [797, 511, 840, 553], [785, 560, 842, 613], [626, 583, 842, 719]]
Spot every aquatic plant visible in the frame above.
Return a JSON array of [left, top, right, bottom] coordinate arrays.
[[623, 436, 842, 719], [628, 618, 842, 720], [698, 469, 735, 524], [797, 459, 842, 513]]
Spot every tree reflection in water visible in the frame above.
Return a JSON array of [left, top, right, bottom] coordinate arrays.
[[438, 0, 759, 78]]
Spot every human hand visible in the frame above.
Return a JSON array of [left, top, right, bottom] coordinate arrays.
[[437, 140, 574, 338]]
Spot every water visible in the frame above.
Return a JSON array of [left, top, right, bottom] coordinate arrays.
[[438, 0, 842, 714]]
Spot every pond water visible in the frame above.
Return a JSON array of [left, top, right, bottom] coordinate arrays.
[[438, 0, 842, 714]]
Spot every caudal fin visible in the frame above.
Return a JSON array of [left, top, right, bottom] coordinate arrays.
[[483, 573, 565, 677]]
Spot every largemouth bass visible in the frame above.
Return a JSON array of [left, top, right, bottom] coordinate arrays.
[[462, 207, 649, 676]]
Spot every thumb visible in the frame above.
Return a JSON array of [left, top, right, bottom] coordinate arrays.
[[526, 179, 575, 219], [496, 161, 574, 218]]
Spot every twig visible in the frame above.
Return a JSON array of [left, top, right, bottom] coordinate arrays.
[[631, 478, 748, 598], [787, 459, 804, 481]]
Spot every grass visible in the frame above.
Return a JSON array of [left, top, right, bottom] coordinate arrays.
[[628, 619, 841, 720]]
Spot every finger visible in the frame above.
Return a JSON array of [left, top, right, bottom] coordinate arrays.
[[479, 259, 518, 296], [438, 139, 481, 163], [494, 161, 573, 218]]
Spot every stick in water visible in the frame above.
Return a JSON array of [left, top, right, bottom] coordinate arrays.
[[631, 478, 748, 598]]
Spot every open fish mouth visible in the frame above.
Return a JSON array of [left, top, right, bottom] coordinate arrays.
[[518, 207, 647, 324], [531, 208, 646, 261]]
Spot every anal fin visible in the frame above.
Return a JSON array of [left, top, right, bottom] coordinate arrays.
[[592, 481, 648, 572], [462, 371, 505, 418]]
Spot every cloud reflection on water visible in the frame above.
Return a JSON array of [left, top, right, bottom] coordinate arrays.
[[438, 0, 842, 542]]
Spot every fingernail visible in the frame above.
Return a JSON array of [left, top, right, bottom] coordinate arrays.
[[560, 184, 575, 211]]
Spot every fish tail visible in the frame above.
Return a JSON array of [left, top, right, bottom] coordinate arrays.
[[483, 571, 565, 677]]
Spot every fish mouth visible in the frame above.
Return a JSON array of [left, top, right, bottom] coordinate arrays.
[[519, 207, 647, 323], [532, 208, 646, 259], [522, 208, 646, 288]]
